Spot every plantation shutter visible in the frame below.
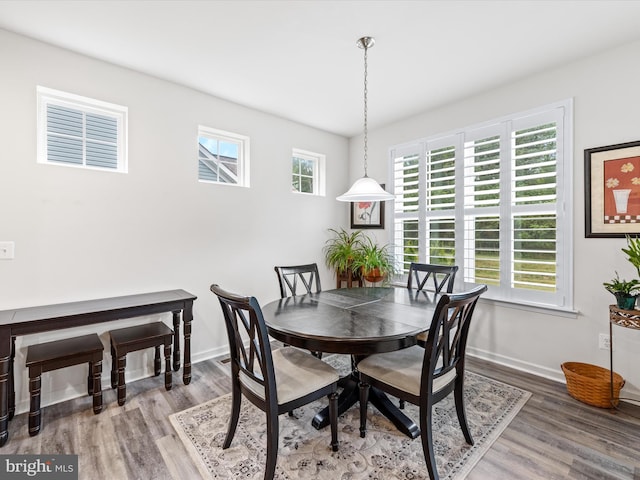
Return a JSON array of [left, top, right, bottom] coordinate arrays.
[[389, 100, 571, 308], [425, 141, 457, 266], [46, 104, 119, 169], [392, 145, 421, 273], [462, 126, 502, 287], [510, 110, 562, 299]]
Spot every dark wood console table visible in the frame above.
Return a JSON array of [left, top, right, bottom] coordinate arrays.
[[0, 289, 197, 447]]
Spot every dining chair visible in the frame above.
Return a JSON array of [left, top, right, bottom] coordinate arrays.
[[408, 263, 459, 348], [400, 262, 460, 410], [274, 263, 322, 298], [274, 263, 324, 359], [407, 262, 459, 294], [357, 284, 488, 480], [210, 284, 339, 480]]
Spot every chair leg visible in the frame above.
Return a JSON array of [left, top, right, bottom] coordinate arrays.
[[454, 380, 473, 445], [359, 380, 370, 438], [328, 391, 339, 452], [264, 406, 279, 480], [223, 382, 241, 449], [419, 401, 439, 480]]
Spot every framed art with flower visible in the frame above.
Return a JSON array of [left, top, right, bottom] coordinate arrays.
[[585, 140, 640, 238], [350, 184, 385, 229]]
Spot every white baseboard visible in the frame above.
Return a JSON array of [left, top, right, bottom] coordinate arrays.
[[15, 345, 639, 415], [467, 346, 640, 406]]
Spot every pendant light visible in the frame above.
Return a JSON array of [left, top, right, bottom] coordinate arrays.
[[337, 36, 394, 202]]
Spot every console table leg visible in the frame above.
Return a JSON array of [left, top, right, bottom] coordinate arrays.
[[8, 337, 15, 421], [609, 320, 614, 407], [0, 329, 11, 447], [172, 310, 181, 372], [183, 303, 193, 385]]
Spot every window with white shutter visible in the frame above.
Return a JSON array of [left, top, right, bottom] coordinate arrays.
[[390, 100, 573, 309], [37, 86, 127, 172], [198, 126, 250, 187]]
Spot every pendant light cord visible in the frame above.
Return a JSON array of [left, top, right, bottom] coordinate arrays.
[[363, 41, 369, 177]]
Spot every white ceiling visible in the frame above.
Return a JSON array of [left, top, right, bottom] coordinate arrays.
[[2, 0, 640, 137]]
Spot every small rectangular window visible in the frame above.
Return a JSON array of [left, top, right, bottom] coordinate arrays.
[[37, 86, 127, 172], [292, 148, 325, 196], [198, 126, 250, 187]]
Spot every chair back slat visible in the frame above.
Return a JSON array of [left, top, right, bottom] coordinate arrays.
[[274, 263, 322, 298], [211, 284, 277, 402], [420, 284, 487, 395], [407, 262, 458, 293]]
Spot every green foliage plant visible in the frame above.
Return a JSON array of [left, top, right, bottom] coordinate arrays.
[[621, 235, 640, 278], [603, 271, 640, 296], [351, 235, 397, 279], [323, 228, 366, 275]]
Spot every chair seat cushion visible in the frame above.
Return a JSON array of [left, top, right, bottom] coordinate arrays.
[[358, 346, 456, 397], [240, 347, 339, 405]]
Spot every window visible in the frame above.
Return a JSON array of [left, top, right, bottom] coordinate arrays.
[[198, 126, 250, 186], [391, 100, 573, 309], [292, 148, 325, 195], [37, 86, 127, 172]]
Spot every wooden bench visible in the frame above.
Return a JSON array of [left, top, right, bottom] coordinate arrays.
[[26, 333, 103, 436], [0, 289, 196, 447]]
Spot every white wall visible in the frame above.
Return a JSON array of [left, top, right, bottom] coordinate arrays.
[[354, 39, 640, 398], [0, 29, 350, 413], [5, 26, 640, 414]]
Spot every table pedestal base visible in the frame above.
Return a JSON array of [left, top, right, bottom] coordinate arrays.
[[312, 374, 420, 439]]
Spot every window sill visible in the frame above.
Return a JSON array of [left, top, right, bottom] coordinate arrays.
[[478, 297, 578, 318], [388, 281, 578, 318]]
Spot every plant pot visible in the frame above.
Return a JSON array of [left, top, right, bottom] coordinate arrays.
[[363, 268, 385, 283], [614, 293, 637, 310]]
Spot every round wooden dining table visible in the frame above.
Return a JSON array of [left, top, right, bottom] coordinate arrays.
[[261, 286, 441, 439]]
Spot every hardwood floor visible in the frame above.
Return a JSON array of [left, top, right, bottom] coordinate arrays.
[[3, 356, 639, 479]]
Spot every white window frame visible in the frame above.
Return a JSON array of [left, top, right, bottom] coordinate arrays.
[[37, 86, 128, 173], [291, 148, 325, 196], [389, 99, 573, 311], [197, 125, 250, 187]]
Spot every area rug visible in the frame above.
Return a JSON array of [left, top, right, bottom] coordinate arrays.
[[170, 356, 530, 479]]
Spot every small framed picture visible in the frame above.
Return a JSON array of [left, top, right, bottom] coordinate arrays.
[[585, 141, 640, 238], [350, 184, 385, 229]]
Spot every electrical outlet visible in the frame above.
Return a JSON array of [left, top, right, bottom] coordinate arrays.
[[599, 333, 611, 350], [0, 241, 14, 260]]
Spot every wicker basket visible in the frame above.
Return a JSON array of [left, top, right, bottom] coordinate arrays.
[[561, 362, 625, 408]]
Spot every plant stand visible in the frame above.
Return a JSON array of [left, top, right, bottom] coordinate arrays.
[[608, 305, 640, 407], [336, 268, 363, 289]]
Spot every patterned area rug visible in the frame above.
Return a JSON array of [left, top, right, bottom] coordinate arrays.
[[170, 355, 530, 479]]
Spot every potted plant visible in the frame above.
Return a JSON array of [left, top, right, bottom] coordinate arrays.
[[351, 235, 397, 284], [603, 271, 640, 310], [621, 235, 640, 277], [323, 228, 366, 281]]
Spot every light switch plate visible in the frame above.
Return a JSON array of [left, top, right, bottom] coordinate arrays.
[[0, 241, 15, 259]]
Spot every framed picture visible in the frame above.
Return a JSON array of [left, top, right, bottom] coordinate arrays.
[[350, 184, 385, 229], [585, 140, 640, 238]]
